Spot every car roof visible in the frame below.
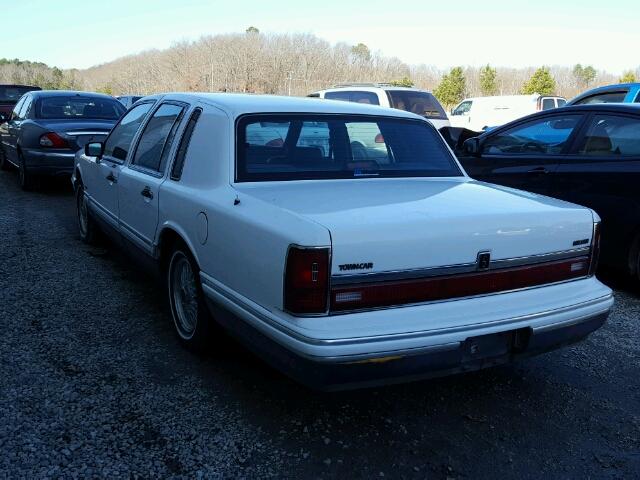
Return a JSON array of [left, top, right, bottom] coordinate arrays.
[[29, 90, 117, 100], [317, 85, 433, 94], [144, 92, 427, 120], [568, 83, 640, 103], [0, 84, 41, 89]]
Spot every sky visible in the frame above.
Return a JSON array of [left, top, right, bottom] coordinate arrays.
[[1, 0, 638, 73]]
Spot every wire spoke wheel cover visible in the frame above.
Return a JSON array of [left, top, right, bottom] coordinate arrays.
[[169, 252, 200, 339]]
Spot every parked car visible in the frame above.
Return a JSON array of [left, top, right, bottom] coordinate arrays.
[[72, 93, 612, 390], [567, 83, 640, 106], [117, 95, 144, 109], [0, 90, 125, 189], [0, 84, 41, 122], [309, 84, 450, 129], [449, 94, 566, 131], [457, 103, 640, 280]]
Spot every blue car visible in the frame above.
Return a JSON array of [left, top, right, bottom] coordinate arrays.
[[567, 83, 640, 105]]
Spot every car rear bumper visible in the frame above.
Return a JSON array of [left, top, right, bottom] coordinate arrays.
[[201, 274, 613, 390], [22, 148, 76, 176]]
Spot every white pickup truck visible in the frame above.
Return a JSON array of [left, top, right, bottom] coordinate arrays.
[[72, 93, 613, 390]]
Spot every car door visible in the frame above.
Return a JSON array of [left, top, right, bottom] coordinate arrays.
[[2, 96, 27, 164], [460, 113, 585, 195], [86, 101, 155, 234], [549, 112, 640, 269], [117, 101, 187, 256]]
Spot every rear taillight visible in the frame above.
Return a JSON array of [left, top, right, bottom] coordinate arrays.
[[39, 132, 69, 148], [589, 222, 601, 276], [284, 246, 330, 315]]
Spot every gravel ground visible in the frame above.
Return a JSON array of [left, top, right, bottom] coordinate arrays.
[[0, 169, 638, 479]]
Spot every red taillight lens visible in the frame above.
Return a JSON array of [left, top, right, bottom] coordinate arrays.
[[331, 256, 590, 312], [284, 246, 330, 315], [374, 133, 385, 143], [39, 132, 69, 148], [589, 222, 601, 276]]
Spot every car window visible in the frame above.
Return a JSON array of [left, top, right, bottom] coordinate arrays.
[[575, 115, 640, 157], [482, 115, 582, 155], [557, 98, 567, 107], [38, 96, 125, 119], [132, 103, 185, 173], [386, 91, 448, 120], [574, 91, 628, 105], [541, 98, 556, 110], [635, 91, 640, 103], [171, 108, 202, 181], [19, 96, 33, 119], [452, 101, 472, 115], [237, 114, 461, 182], [103, 102, 154, 162], [11, 96, 26, 121], [324, 91, 354, 102], [349, 92, 379, 105]]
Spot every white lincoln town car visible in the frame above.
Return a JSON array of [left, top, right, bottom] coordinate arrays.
[[72, 93, 613, 390]]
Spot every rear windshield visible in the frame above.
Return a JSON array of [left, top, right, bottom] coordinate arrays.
[[0, 86, 37, 104], [37, 96, 125, 119], [386, 90, 448, 120], [237, 114, 462, 182]]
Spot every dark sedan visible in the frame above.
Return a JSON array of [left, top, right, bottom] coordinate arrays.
[[0, 84, 41, 122], [0, 90, 125, 190], [455, 104, 640, 280]]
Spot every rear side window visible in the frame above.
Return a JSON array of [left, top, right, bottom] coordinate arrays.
[[237, 114, 461, 182], [132, 103, 185, 173], [386, 91, 447, 120], [574, 91, 628, 105], [324, 91, 380, 105], [541, 98, 556, 110], [171, 108, 202, 180], [576, 115, 640, 156]]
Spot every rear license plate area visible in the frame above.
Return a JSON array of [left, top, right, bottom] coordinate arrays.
[[462, 328, 531, 362]]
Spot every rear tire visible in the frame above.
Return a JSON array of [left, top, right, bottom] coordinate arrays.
[[167, 245, 215, 352], [17, 153, 38, 191], [76, 183, 99, 244]]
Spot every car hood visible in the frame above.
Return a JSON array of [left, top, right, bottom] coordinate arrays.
[[236, 178, 595, 275]]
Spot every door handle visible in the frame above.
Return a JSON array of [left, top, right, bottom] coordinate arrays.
[[527, 167, 549, 174], [106, 173, 117, 183], [141, 186, 153, 199]]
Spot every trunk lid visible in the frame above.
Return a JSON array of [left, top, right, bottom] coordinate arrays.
[[238, 178, 594, 276], [36, 119, 116, 149]]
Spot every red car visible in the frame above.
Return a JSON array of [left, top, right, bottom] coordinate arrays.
[[0, 84, 41, 122]]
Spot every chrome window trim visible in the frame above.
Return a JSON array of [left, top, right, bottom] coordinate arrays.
[[331, 247, 591, 285], [65, 131, 110, 136]]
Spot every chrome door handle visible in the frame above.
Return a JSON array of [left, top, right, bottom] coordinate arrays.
[[141, 187, 153, 199], [106, 173, 117, 183]]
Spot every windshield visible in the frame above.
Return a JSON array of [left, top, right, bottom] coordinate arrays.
[[0, 86, 37, 104], [37, 96, 125, 120], [386, 91, 448, 120], [237, 114, 462, 182]]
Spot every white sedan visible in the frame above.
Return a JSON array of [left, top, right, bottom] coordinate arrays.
[[72, 93, 613, 390]]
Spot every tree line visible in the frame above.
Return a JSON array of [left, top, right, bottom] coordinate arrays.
[[1, 28, 638, 108]]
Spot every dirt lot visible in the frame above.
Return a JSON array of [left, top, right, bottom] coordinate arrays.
[[0, 170, 638, 479]]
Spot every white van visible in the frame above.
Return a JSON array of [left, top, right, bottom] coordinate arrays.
[[449, 94, 566, 131]]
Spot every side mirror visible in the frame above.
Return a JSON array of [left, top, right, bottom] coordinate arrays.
[[463, 137, 481, 156], [85, 142, 104, 158]]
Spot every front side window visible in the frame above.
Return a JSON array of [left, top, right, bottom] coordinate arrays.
[[237, 114, 461, 182], [574, 91, 628, 105], [11, 96, 26, 120], [132, 103, 185, 173], [482, 115, 582, 155], [103, 102, 154, 162], [38, 96, 125, 120], [386, 91, 448, 120], [19, 96, 33, 119], [576, 115, 640, 156], [452, 101, 472, 116]]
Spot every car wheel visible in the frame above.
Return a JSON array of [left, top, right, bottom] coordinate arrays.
[[17, 153, 38, 191], [76, 183, 99, 244], [167, 245, 214, 351]]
